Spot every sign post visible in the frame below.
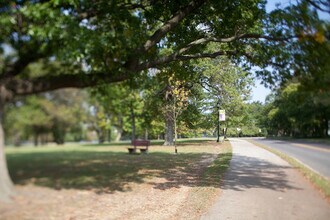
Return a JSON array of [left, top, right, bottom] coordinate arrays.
[[217, 110, 226, 142], [219, 110, 226, 121]]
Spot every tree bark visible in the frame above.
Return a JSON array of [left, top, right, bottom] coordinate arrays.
[[113, 117, 124, 142], [130, 102, 136, 141], [96, 128, 105, 144], [0, 102, 15, 202], [224, 127, 228, 139], [164, 108, 175, 146], [114, 126, 123, 142], [33, 133, 39, 146], [145, 129, 149, 140]]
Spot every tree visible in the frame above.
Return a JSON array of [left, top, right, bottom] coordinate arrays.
[[0, 0, 327, 201], [265, 81, 330, 137], [140, 63, 202, 146], [5, 96, 53, 146], [164, 74, 190, 148], [4, 89, 87, 146], [89, 82, 145, 142], [194, 57, 253, 138]]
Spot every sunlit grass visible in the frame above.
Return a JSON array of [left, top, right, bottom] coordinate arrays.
[[5, 139, 231, 195]]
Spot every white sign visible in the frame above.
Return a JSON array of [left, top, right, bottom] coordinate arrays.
[[219, 110, 226, 121]]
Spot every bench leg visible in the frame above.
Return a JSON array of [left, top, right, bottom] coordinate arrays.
[[128, 148, 136, 154], [140, 149, 148, 154]]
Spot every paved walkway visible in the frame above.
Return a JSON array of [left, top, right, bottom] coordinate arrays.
[[201, 138, 330, 220]]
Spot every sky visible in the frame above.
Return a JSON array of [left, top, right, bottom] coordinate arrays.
[[250, 1, 280, 103], [251, 0, 330, 103], [251, 80, 271, 103]]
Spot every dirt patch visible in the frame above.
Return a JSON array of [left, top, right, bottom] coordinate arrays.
[[0, 144, 223, 220]]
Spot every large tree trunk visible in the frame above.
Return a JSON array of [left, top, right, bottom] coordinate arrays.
[[0, 102, 15, 202], [224, 127, 228, 139], [107, 129, 111, 142], [145, 129, 148, 140], [130, 102, 136, 141], [114, 126, 123, 142], [114, 118, 123, 142], [164, 108, 175, 146], [96, 128, 105, 144]]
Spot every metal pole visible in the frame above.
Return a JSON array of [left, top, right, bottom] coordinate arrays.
[[217, 108, 220, 142]]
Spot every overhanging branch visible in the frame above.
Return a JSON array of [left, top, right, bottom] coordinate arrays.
[[140, 0, 206, 53], [5, 71, 130, 96], [168, 33, 297, 61], [137, 50, 239, 70]]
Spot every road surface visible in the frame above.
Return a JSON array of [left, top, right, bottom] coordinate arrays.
[[251, 138, 330, 178], [201, 139, 330, 220]]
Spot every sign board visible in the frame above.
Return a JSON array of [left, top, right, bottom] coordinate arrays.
[[219, 110, 226, 121]]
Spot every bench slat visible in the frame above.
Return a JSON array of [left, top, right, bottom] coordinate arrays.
[[128, 140, 150, 154]]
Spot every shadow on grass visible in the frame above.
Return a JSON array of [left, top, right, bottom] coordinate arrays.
[[150, 152, 232, 190], [7, 143, 298, 195], [6, 149, 224, 194], [6, 141, 298, 194]]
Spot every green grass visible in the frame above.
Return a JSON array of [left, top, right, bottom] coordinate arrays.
[[82, 137, 217, 147], [203, 141, 232, 185], [249, 140, 330, 199], [5, 139, 231, 195]]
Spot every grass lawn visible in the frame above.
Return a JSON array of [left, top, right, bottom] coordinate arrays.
[[5, 139, 232, 194], [3, 139, 232, 219]]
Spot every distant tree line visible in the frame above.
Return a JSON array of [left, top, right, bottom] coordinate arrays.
[[4, 57, 270, 146]]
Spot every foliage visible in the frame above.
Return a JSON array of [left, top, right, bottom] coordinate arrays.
[[4, 89, 88, 145], [1, 0, 327, 101], [1, 0, 327, 142], [88, 82, 146, 142], [264, 81, 329, 137], [194, 57, 254, 136], [0, 0, 328, 202]]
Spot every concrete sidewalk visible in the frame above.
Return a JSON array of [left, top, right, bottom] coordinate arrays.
[[201, 138, 330, 220]]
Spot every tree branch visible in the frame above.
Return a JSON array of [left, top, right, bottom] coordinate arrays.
[[1, 53, 45, 82], [166, 33, 297, 61], [305, 0, 330, 13], [140, 0, 206, 53], [137, 50, 239, 70], [182, 33, 296, 50], [5, 72, 130, 96]]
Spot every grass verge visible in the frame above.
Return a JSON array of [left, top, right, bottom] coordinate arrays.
[[249, 140, 330, 200], [180, 141, 232, 218], [203, 141, 232, 185]]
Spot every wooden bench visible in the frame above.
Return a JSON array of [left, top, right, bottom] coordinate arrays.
[[128, 140, 150, 154]]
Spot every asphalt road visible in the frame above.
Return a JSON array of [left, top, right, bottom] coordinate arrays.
[[251, 138, 330, 178]]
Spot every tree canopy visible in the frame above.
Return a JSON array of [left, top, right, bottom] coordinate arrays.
[[1, 0, 328, 101], [0, 0, 329, 202]]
